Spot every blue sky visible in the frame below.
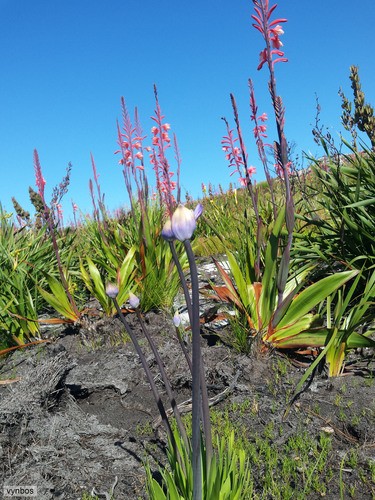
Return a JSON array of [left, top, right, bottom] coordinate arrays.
[[0, 0, 374, 222]]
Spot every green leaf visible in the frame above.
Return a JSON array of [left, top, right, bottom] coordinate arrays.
[[260, 206, 285, 326], [277, 270, 358, 329], [38, 274, 79, 321], [346, 331, 375, 349]]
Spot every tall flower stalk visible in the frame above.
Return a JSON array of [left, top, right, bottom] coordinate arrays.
[[222, 0, 294, 305], [252, 0, 295, 304], [163, 203, 212, 500]]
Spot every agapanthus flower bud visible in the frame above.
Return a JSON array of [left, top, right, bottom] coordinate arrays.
[[194, 203, 203, 220], [161, 218, 175, 241], [171, 204, 197, 241], [106, 283, 119, 299], [173, 311, 181, 327], [128, 292, 140, 309]]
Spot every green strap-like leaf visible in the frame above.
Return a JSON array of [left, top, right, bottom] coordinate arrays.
[[277, 270, 358, 329]]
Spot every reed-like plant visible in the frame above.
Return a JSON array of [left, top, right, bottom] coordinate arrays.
[[0, 204, 65, 346]]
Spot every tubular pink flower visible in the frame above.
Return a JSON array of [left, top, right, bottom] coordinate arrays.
[[247, 166, 256, 176], [257, 49, 268, 70], [270, 34, 283, 49], [271, 24, 284, 36]]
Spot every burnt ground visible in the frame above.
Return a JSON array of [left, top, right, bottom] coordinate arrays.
[[0, 310, 374, 500]]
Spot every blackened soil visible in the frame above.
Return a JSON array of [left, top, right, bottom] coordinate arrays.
[[0, 311, 374, 499]]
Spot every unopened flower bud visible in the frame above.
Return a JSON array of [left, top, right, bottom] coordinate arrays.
[[161, 218, 175, 241], [173, 311, 181, 328], [106, 283, 119, 299], [129, 292, 140, 309], [171, 204, 196, 241], [194, 203, 203, 220]]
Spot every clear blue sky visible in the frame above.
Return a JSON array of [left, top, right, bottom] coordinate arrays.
[[0, 0, 374, 222]]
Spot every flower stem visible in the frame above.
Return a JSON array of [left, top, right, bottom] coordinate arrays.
[[184, 239, 213, 497], [111, 298, 176, 452], [135, 309, 189, 449]]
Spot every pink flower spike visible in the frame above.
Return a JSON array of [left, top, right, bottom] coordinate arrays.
[[258, 113, 268, 122], [162, 123, 171, 131]]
